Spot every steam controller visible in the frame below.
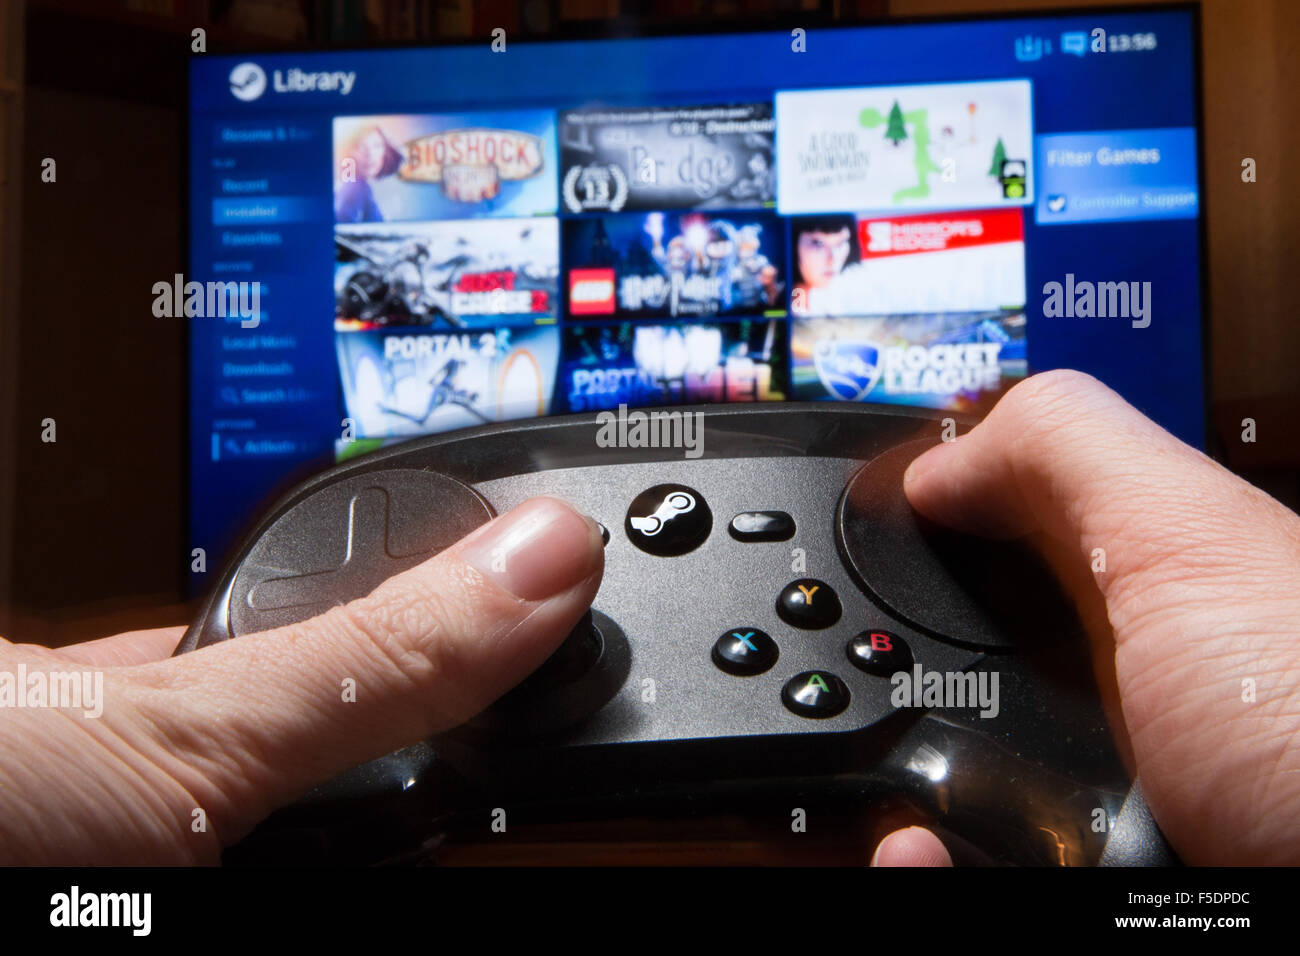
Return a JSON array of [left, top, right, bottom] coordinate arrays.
[[178, 403, 1178, 865]]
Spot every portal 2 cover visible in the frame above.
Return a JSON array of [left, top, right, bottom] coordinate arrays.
[[335, 326, 560, 438]]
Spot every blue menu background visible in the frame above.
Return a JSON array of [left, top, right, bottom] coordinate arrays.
[[188, 8, 1205, 580]]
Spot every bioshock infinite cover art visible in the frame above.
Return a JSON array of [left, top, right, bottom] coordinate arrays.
[[333, 111, 558, 223], [336, 326, 560, 439], [563, 211, 786, 319], [559, 103, 776, 213], [334, 219, 559, 329]]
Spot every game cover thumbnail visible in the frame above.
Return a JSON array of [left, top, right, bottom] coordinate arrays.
[[791, 208, 1025, 317], [775, 80, 1033, 216], [335, 326, 560, 438], [560, 319, 787, 412], [791, 313, 1026, 412], [335, 219, 559, 329], [559, 103, 776, 212], [563, 211, 786, 319], [333, 112, 557, 223]]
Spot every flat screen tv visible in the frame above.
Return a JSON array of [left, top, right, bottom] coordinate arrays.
[[187, 5, 1205, 578]]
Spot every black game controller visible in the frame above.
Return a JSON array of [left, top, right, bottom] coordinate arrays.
[[177, 403, 1178, 865]]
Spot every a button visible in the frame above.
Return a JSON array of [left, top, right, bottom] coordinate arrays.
[[846, 630, 913, 676], [596, 522, 610, 545], [729, 511, 795, 542], [625, 484, 711, 556], [781, 671, 850, 718], [712, 628, 779, 676], [776, 578, 841, 629]]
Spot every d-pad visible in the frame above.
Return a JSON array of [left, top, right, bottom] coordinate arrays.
[[229, 470, 493, 636]]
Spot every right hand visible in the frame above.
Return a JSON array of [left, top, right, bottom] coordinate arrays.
[[872, 370, 1300, 866]]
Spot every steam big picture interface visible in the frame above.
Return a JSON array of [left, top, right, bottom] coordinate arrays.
[[189, 12, 1203, 570]]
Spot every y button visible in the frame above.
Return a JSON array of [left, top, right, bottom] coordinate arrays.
[[776, 578, 842, 629]]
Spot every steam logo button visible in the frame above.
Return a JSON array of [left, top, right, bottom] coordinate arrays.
[[625, 484, 711, 556], [782, 671, 850, 718], [847, 630, 912, 676], [776, 578, 842, 629], [712, 628, 778, 676]]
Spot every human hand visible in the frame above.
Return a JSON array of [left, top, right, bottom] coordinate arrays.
[[871, 370, 1300, 866], [0, 497, 603, 864]]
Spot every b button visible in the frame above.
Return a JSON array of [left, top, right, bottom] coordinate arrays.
[[776, 578, 842, 629], [846, 630, 913, 677]]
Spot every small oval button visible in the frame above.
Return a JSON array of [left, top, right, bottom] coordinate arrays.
[[729, 511, 795, 542]]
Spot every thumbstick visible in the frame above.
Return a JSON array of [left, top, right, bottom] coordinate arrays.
[[465, 610, 629, 740], [508, 611, 603, 695]]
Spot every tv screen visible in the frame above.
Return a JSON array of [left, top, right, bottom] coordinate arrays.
[[188, 7, 1204, 577]]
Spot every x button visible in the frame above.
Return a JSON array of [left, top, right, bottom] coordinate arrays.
[[712, 627, 778, 676]]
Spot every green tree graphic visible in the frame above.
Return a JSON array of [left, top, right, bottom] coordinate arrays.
[[988, 137, 1007, 177], [885, 100, 907, 146]]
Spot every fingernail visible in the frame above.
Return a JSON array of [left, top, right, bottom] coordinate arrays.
[[460, 497, 603, 601]]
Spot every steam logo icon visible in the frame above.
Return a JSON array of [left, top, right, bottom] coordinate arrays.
[[229, 62, 267, 102]]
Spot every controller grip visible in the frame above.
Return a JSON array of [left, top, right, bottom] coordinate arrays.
[[1100, 780, 1181, 866]]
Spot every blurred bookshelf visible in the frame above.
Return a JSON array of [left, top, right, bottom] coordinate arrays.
[[30, 0, 872, 50], [24, 0, 882, 104]]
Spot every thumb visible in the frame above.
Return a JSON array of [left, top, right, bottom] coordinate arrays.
[[122, 496, 603, 844], [871, 826, 953, 867], [902, 370, 1300, 864]]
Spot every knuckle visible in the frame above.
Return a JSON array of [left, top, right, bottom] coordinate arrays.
[[1001, 369, 1108, 423], [329, 558, 522, 717], [334, 581, 453, 686], [993, 370, 1127, 455]]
